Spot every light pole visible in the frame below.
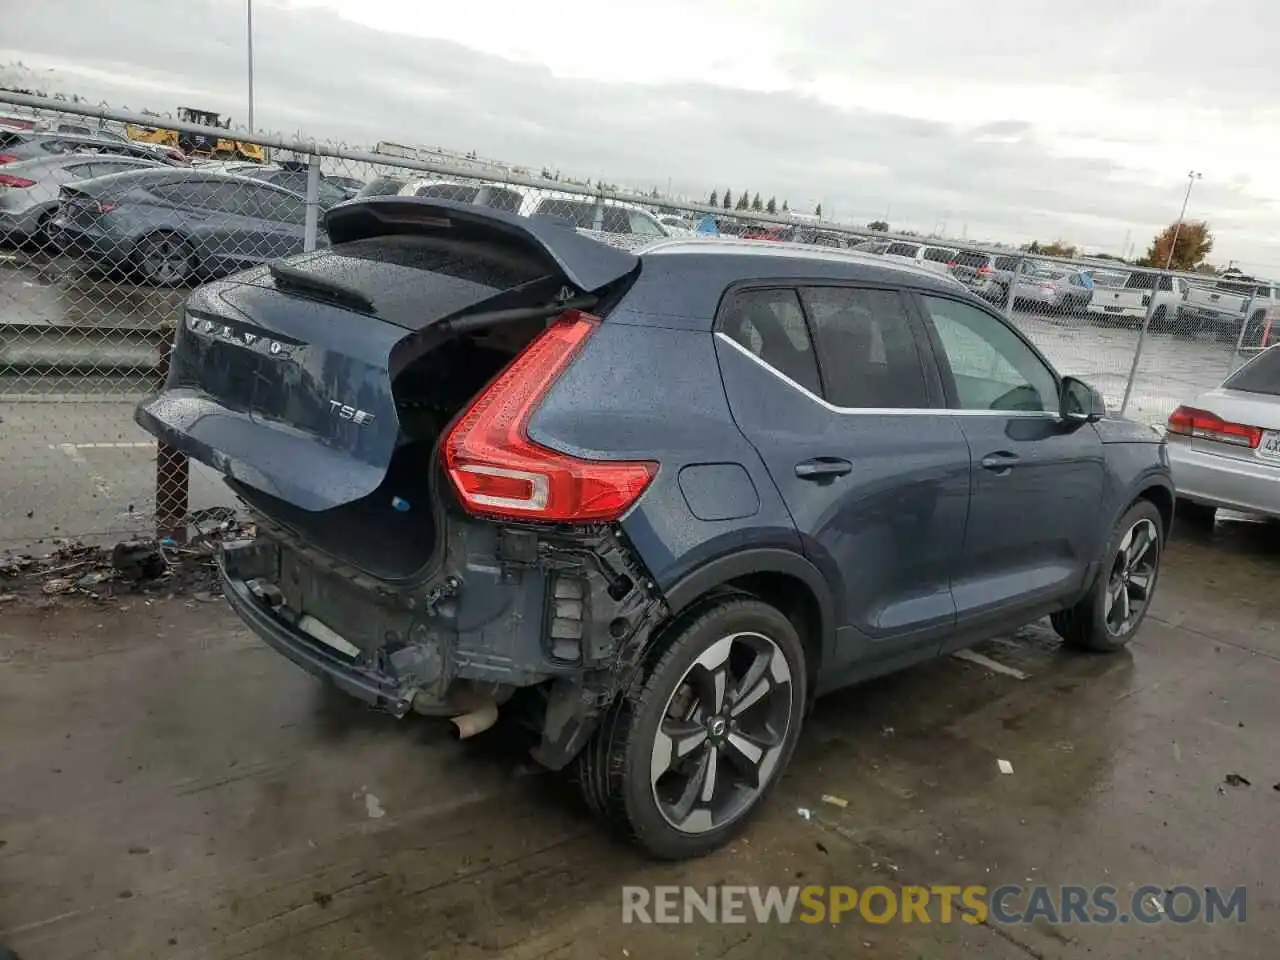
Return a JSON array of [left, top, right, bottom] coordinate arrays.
[[1164, 170, 1202, 270], [246, 0, 256, 132]]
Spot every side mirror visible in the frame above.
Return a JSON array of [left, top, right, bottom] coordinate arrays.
[[1060, 376, 1106, 423]]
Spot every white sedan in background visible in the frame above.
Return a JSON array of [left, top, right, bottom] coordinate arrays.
[[1166, 345, 1280, 525]]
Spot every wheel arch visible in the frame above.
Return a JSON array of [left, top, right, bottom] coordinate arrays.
[[662, 548, 835, 684]]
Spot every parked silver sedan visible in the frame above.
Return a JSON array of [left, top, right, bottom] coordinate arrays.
[[0, 153, 164, 241], [1166, 345, 1280, 524]]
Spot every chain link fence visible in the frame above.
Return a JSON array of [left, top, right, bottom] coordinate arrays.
[[1, 91, 1275, 549]]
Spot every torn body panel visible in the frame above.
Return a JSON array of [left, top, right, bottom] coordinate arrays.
[[219, 504, 668, 770]]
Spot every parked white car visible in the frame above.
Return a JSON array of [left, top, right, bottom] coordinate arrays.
[[880, 240, 957, 277], [1088, 271, 1189, 331], [397, 179, 669, 238]]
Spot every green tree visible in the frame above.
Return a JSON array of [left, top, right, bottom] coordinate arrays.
[[1020, 240, 1077, 258], [766, 197, 777, 214], [1137, 220, 1213, 270], [723, 189, 732, 210], [814, 203, 823, 218], [709, 189, 718, 207], [751, 192, 762, 211], [867, 220, 889, 232], [782, 200, 789, 212], [735, 191, 749, 211]]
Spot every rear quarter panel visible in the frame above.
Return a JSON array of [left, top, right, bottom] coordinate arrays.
[[525, 319, 801, 589]]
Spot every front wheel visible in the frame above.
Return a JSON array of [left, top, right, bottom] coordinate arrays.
[[577, 596, 808, 860], [1052, 500, 1164, 653]]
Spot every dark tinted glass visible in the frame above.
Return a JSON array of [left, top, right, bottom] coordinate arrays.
[[801, 287, 930, 408], [1223, 348, 1280, 396], [719, 288, 821, 396]]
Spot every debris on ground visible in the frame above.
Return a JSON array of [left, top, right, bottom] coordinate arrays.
[[0, 515, 254, 607], [952, 648, 1030, 680], [1224, 773, 1251, 788], [997, 759, 1015, 775], [821, 794, 849, 809], [796, 807, 812, 821]]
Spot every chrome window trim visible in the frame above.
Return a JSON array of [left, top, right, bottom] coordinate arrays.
[[714, 331, 1059, 419]]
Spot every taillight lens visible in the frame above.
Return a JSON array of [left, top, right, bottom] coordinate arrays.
[[443, 310, 658, 522], [0, 174, 35, 188], [94, 200, 116, 213], [1167, 405, 1262, 448], [977, 266, 992, 275], [0, 154, 18, 164]]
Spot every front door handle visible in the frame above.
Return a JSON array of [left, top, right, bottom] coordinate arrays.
[[980, 451, 1020, 475], [795, 457, 853, 481]]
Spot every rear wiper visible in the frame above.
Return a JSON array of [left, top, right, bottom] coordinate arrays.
[[268, 261, 375, 313]]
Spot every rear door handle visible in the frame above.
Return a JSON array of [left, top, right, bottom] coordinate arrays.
[[980, 451, 1020, 474], [795, 457, 853, 481]]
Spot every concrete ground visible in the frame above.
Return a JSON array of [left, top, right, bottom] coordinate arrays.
[[2, 519, 1276, 959]]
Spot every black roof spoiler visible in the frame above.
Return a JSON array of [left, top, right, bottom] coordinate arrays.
[[323, 196, 640, 294]]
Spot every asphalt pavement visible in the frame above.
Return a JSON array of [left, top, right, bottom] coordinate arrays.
[[1, 520, 1277, 958]]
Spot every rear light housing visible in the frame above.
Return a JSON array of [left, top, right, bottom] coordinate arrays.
[[977, 265, 993, 275], [0, 154, 18, 164], [443, 310, 658, 522], [1167, 405, 1262, 448], [0, 174, 35, 188]]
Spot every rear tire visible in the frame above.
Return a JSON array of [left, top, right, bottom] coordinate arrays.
[[134, 232, 193, 287], [1244, 311, 1268, 349], [1148, 305, 1168, 333], [1052, 500, 1164, 653], [1175, 497, 1217, 529], [576, 596, 807, 860]]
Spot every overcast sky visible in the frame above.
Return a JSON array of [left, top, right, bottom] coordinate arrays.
[[3, 0, 1278, 271]]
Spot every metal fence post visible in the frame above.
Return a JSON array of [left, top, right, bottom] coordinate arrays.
[[1004, 257, 1023, 319], [1228, 291, 1258, 375], [303, 153, 321, 252], [153, 332, 189, 543], [1119, 269, 1164, 417]]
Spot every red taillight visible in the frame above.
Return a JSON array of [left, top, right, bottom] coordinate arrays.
[[0, 154, 18, 164], [95, 201, 116, 213], [977, 266, 993, 275], [443, 310, 658, 522], [946, 261, 958, 268], [0, 174, 35, 188], [1167, 405, 1262, 448]]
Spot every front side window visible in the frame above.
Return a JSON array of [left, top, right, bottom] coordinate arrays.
[[800, 287, 930, 409], [921, 296, 1058, 412], [719, 288, 821, 396]]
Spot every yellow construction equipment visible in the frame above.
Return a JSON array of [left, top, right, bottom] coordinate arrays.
[[125, 107, 266, 163]]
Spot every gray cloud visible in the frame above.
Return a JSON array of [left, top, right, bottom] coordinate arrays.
[[4, 0, 1278, 270]]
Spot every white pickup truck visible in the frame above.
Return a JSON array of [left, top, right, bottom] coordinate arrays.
[[1087, 271, 1189, 330], [1178, 278, 1278, 346]]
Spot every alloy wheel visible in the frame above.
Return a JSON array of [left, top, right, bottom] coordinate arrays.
[[1104, 518, 1159, 637], [649, 631, 793, 835], [141, 236, 189, 285]]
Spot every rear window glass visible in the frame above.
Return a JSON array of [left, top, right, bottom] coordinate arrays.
[[1223, 348, 1280, 396], [415, 183, 480, 203], [0, 132, 26, 149], [955, 252, 993, 269], [1215, 281, 1255, 295], [1124, 272, 1160, 290]]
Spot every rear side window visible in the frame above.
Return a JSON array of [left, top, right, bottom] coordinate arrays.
[[1124, 272, 1159, 291], [1223, 347, 1280, 396], [800, 287, 930, 409], [922, 247, 954, 263], [415, 183, 480, 203], [993, 256, 1018, 271], [955, 252, 993, 269], [719, 288, 822, 396], [0, 132, 26, 149], [600, 206, 632, 234], [535, 198, 599, 229], [483, 187, 524, 212], [253, 187, 306, 223], [886, 242, 919, 257]]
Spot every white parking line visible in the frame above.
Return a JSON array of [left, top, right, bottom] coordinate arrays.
[[47, 441, 155, 450]]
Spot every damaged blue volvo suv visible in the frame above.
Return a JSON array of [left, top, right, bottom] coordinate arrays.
[[136, 197, 1174, 859]]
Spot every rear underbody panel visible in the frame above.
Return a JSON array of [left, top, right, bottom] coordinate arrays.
[[219, 506, 669, 769]]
